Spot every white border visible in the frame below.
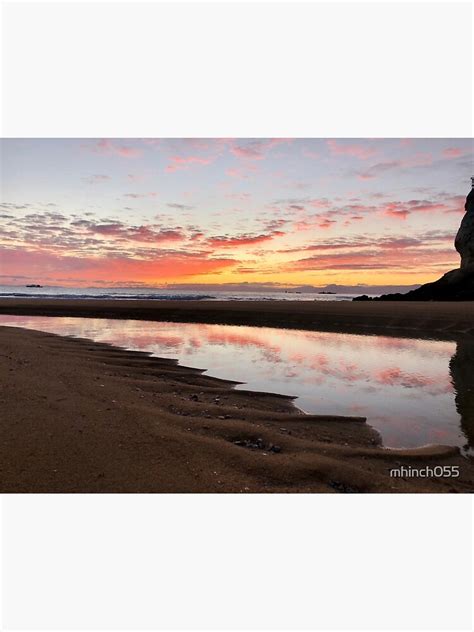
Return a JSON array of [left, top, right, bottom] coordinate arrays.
[[1, 495, 472, 630], [1, 1, 473, 630], [1, 1, 473, 137]]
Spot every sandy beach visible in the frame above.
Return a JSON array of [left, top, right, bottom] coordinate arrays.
[[1, 298, 474, 339], [1, 319, 473, 493]]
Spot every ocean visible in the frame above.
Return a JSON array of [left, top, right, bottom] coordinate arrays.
[[0, 285, 377, 301]]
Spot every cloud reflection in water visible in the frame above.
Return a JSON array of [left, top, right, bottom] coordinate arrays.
[[0, 315, 470, 452]]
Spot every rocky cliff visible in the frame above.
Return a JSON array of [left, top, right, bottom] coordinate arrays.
[[455, 188, 474, 268]]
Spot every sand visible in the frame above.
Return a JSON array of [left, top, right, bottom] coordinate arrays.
[[1, 298, 474, 339], [1, 324, 473, 493]]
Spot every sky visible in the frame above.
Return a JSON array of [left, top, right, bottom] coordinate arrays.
[[1, 138, 473, 289]]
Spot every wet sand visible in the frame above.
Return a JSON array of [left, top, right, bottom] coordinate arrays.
[[1, 325, 473, 493], [1, 298, 474, 339]]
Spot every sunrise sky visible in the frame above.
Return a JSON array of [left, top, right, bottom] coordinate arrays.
[[1, 138, 473, 289]]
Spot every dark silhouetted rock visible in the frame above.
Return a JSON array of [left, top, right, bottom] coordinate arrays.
[[455, 188, 474, 268]]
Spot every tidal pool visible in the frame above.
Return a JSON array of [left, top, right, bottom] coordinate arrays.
[[1, 315, 472, 453]]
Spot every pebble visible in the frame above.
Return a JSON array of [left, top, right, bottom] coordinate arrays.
[[233, 438, 281, 453]]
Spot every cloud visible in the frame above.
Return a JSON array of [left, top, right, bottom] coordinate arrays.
[[383, 205, 411, 220], [82, 174, 111, 184], [443, 147, 463, 158], [229, 139, 290, 160], [291, 217, 336, 230], [123, 192, 158, 199], [277, 230, 458, 275], [225, 166, 257, 179], [165, 156, 212, 173], [167, 203, 194, 211], [442, 146, 473, 159], [79, 220, 185, 244], [357, 161, 401, 180], [89, 139, 142, 158], [274, 197, 331, 209], [356, 153, 434, 180], [225, 192, 252, 201], [206, 231, 285, 248], [327, 139, 377, 160], [0, 203, 31, 210], [383, 198, 461, 220]]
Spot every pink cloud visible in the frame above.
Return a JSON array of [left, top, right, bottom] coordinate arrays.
[[285, 245, 457, 272], [225, 165, 257, 179], [302, 149, 320, 159], [383, 199, 458, 220], [293, 217, 337, 231], [229, 139, 291, 161], [318, 219, 336, 229], [207, 231, 284, 248], [226, 168, 243, 178], [327, 139, 376, 160], [383, 204, 410, 220], [443, 147, 462, 158], [442, 147, 472, 159], [91, 139, 142, 158], [87, 222, 183, 243], [406, 152, 433, 167], [166, 156, 213, 173]]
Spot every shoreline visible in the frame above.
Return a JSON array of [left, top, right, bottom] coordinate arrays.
[[1, 325, 473, 493], [1, 298, 474, 340]]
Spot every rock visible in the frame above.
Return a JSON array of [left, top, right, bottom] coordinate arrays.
[[455, 188, 474, 268], [234, 437, 266, 450], [189, 394, 199, 401], [270, 445, 282, 453]]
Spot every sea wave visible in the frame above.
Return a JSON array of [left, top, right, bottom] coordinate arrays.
[[0, 292, 216, 301]]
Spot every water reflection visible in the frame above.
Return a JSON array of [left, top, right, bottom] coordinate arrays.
[[449, 340, 474, 452], [0, 315, 471, 452]]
